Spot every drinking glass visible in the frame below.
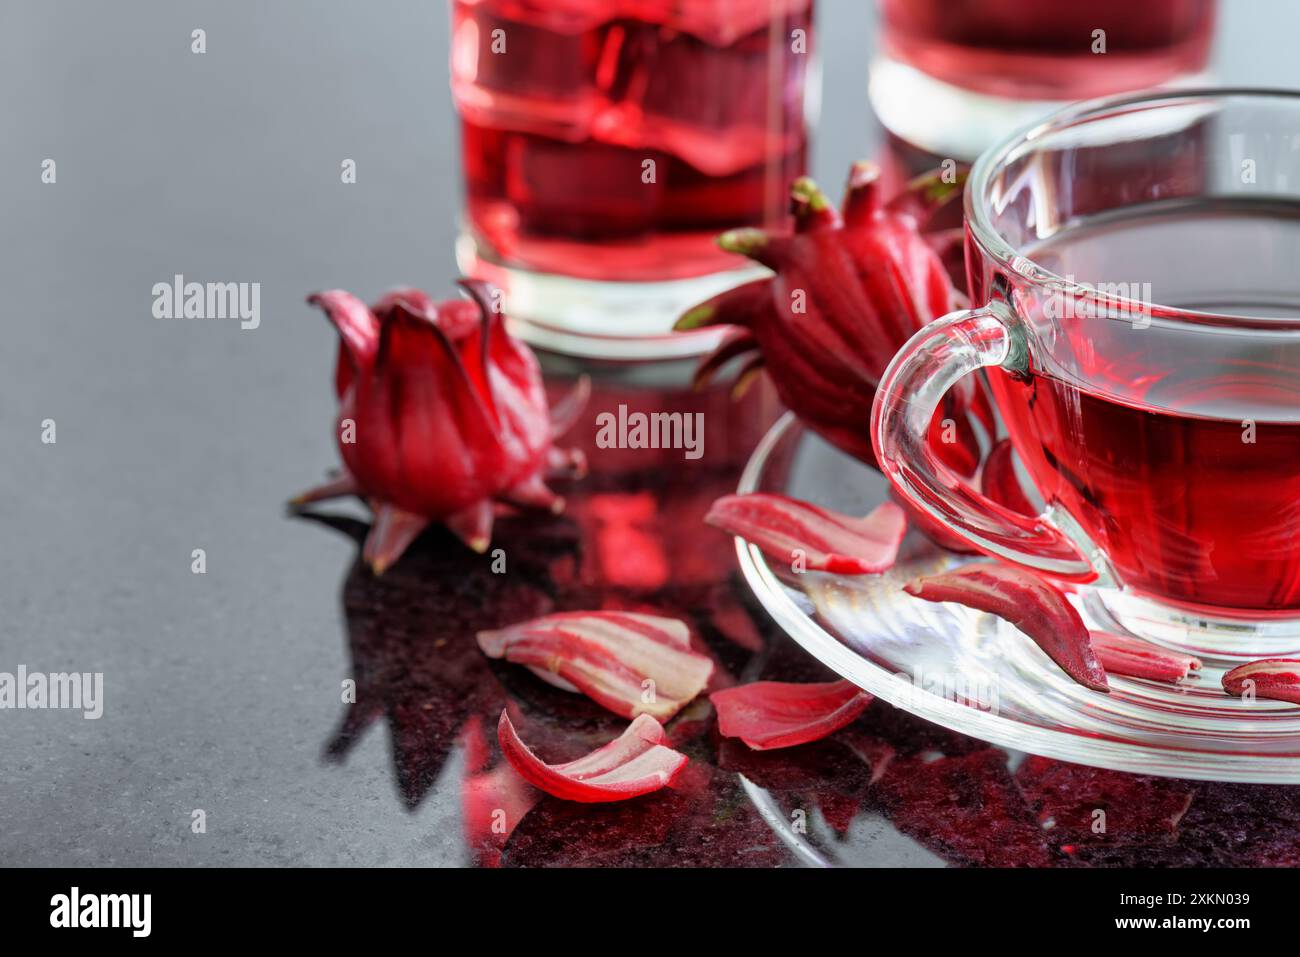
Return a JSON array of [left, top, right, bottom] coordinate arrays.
[[871, 0, 1216, 161], [873, 89, 1300, 656], [450, 0, 817, 358]]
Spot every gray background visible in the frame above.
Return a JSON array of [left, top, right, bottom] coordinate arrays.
[[0, 0, 1295, 865]]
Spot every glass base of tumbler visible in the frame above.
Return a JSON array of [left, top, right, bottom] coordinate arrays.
[[1086, 589, 1300, 662], [868, 56, 1212, 163], [456, 232, 766, 361]]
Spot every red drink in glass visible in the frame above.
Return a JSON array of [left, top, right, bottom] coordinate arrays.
[[450, 0, 816, 356], [879, 0, 1215, 101], [994, 359, 1300, 614], [990, 203, 1300, 615], [874, 90, 1300, 656], [871, 0, 1216, 160]]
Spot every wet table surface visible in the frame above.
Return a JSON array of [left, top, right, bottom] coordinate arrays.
[[4, 0, 1300, 867]]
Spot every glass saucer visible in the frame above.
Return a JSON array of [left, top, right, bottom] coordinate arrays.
[[733, 413, 1300, 784]]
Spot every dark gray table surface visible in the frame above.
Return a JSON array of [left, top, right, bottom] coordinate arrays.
[[2, 0, 1297, 867]]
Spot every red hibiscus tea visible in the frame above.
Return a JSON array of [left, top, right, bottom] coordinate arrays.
[[878, 0, 1214, 102], [989, 200, 1300, 616], [450, 0, 815, 356], [875, 91, 1300, 653], [871, 0, 1216, 160]]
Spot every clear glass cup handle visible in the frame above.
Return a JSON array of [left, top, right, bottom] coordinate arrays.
[[871, 301, 1097, 582]]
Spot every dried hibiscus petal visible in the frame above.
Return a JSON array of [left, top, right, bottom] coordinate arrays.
[[1222, 659, 1300, 705], [497, 711, 687, 803], [705, 493, 906, 575], [1090, 631, 1202, 684], [904, 563, 1109, 692], [710, 679, 872, 750], [476, 611, 713, 721]]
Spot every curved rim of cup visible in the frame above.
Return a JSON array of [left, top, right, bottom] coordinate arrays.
[[965, 86, 1300, 332]]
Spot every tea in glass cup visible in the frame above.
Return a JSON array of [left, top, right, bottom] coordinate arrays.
[[873, 90, 1300, 657]]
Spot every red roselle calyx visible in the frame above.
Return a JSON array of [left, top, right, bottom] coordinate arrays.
[[710, 679, 873, 750], [476, 611, 714, 721], [290, 280, 587, 574], [676, 162, 984, 476], [1222, 659, 1300, 705], [705, 493, 906, 575], [497, 710, 688, 803], [904, 563, 1110, 692], [1090, 631, 1202, 684]]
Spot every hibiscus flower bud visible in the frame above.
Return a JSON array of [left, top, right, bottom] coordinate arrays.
[[291, 280, 587, 574], [677, 162, 986, 475]]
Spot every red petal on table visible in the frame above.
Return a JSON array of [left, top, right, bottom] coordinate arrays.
[[710, 679, 872, 750], [476, 611, 713, 721], [904, 563, 1109, 692], [1090, 631, 1202, 683], [980, 439, 1037, 516], [1223, 659, 1300, 705], [497, 711, 687, 803], [706, 493, 906, 575]]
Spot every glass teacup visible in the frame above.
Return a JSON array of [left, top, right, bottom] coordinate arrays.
[[873, 89, 1300, 657]]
